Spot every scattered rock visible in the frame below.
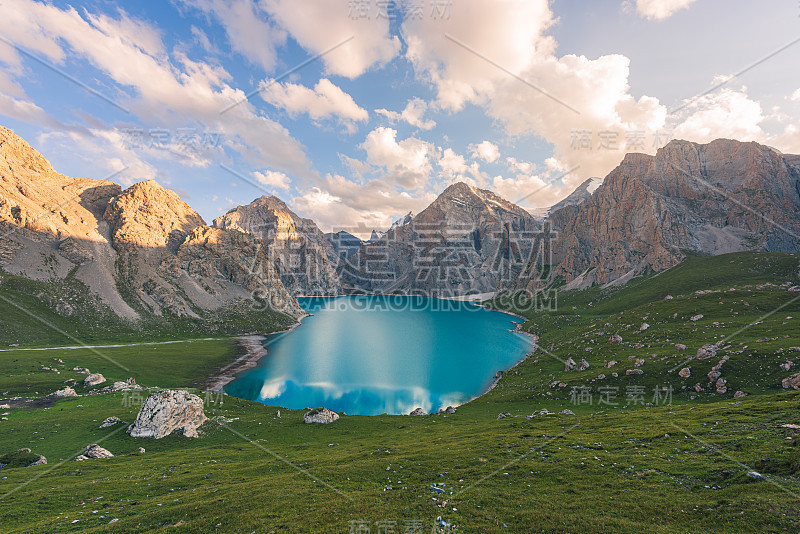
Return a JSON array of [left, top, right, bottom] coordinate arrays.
[[408, 407, 426, 417], [690, 314, 704, 322], [304, 407, 340, 424], [678, 367, 691, 378], [707, 370, 722, 382], [715, 378, 727, 394], [606, 360, 617, 368], [746, 471, 763, 481], [28, 454, 47, 466], [0, 449, 47, 468], [608, 334, 623, 344], [632, 343, 645, 349], [72, 367, 90, 374], [639, 323, 650, 331], [83, 373, 105, 387], [664, 295, 674, 300], [694, 383, 704, 393], [634, 358, 645, 368], [559, 409, 575, 415], [733, 391, 748, 398], [127, 390, 207, 438], [696, 344, 717, 360], [444, 406, 456, 414], [781, 373, 800, 390], [100, 416, 122, 428], [137, 447, 146, 454], [626, 369, 644, 375], [576, 359, 590, 371], [780, 361, 794, 372], [564, 358, 576, 372], [51, 386, 78, 398], [76, 444, 114, 460], [497, 412, 511, 420], [675, 344, 687, 351]]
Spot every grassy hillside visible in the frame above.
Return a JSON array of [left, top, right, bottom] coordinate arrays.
[[0, 269, 295, 347], [0, 252, 799, 533]]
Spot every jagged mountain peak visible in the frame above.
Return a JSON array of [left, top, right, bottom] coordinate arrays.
[[424, 181, 532, 221], [212, 194, 341, 296], [0, 126, 56, 176], [548, 177, 603, 215], [104, 180, 206, 250]]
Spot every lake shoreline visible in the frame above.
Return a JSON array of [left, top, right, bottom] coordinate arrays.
[[216, 296, 536, 414], [203, 314, 310, 393]]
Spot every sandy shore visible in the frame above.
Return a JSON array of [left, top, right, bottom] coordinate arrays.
[[203, 315, 309, 392]]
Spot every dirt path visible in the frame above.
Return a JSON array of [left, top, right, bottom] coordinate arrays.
[[0, 338, 224, 352]]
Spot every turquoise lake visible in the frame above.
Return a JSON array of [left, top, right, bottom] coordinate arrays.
[[225, 296, 534, 415]]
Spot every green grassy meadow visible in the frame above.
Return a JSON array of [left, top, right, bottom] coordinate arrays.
[[0, 252, 799, 533]]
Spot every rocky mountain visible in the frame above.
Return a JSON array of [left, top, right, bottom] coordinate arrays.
[[341, 182, 539, 295], [548, 177, 602, 213], [517, 139, 800, 291], [0, 126, 302, 322], [213, 196, 341, 296], [325, 230, 364, 258]]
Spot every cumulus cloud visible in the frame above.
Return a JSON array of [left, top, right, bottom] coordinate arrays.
[[791, 88, 800, 102], [623, 0, 697, 20], [292, 174, 435, 236], [673, 85, 765, 143], [259, 78, 368, 132], [260, 0, 401, 78], [253, 170, 291, 190], [375, 98, 436, 130], [470, 141, 500, 163], [360, 127, 435, 189], [0, 0, 315, 180], [400, 0, 668, 189]]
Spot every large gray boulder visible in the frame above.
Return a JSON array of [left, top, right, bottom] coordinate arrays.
[[303, 407, 340, 424], [84, 373, 106, 387], [75, 444, 113, 461], [127, 390, 207, 438]]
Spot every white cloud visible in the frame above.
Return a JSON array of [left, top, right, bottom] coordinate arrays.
[[375, 98, 436, 130], [492, 173, 559, 209], [623, 0, 697, 20], [38, 129, 158, 187], [438, 148, 469, 177], [177, 0, 285, 71], [0, 0, 315, 180], [259, 78, 368, 131], [470, 141, 500, 163], [253, 170, 291, 190], [791, 88, 800, 102], [401, 0, 668, 189], [673, 86, 765, 143], [402, 0, 556, 111], [260, 0, 401, 78], [360, 127, 435, 189], [292, 174, 435, 236]]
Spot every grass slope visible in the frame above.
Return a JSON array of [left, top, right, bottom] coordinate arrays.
[[0, 269, 295, 347], [0, 252, 798, 533]]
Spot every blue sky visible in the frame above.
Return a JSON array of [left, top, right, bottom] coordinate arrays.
[[1, 0, 799, 236]]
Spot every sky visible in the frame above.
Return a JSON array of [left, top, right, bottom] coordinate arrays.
[[1, 0, 799, 237]]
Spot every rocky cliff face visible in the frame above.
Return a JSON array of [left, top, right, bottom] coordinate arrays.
[[325, 230, 364, 259], [0, 126, 302, 320], [106, 183, 303, 317], [521, 139, 800, 290], [213, 196, 341, 296], [342, 182, 540, 295], [548, 177, 603, 214]]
